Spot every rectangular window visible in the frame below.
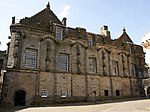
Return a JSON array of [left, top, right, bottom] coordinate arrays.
[[56, 26, 63, 40], [59, 53, 69, 71], [112, 60, 119, 75], [88, 37, 93, 46], [131, 64, 136, 76], [104, 90, 109, 96], [41, 89, 48, 97], [24, 48, 38, 69], [61, 90, 68, 97], [89, 57, 97, 73], [116, 90, 120, 96]]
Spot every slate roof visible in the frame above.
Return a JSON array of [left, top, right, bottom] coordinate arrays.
[[20, 2, 62, 30]]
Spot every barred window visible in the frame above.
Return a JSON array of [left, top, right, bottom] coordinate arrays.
[[24, 48, 38, 69], [112, 60, 119, 75], [41, 89, 48, 97], [61, 90, 68, 97], [89, 58, 97, 73], [56, 26, 63, 40], [59, 53, 69, 71]]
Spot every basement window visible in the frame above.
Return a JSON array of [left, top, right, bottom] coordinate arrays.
[[61, 90, 68, 97], [41, 89, 48, 97]]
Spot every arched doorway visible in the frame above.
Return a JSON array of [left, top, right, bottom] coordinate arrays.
[[14, 90, 26, 106]]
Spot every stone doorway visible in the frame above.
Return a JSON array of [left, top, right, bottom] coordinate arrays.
[[147, 87, 150, 97], [14, 90, 26, 106]]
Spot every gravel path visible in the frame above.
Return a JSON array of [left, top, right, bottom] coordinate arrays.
[[1, 99, 150, 112]]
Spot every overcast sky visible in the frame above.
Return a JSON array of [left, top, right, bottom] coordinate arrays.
[[0, 0, 150, 51]]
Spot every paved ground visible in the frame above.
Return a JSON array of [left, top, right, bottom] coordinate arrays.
[[1, 98, 150, 112]]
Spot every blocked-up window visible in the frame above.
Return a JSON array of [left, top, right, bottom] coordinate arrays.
[[24, 48, 38, 69], [55, 26, 63, 40], [112, 60, 119, 75], [89, 58, 97, 73], [131, 64, 136, 76], [41, 89, 48, 97], [59, 53, 69, 71], [61, 90, 68, 97]]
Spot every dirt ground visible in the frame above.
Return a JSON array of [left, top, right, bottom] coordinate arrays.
[[1, 98, 150, 112]]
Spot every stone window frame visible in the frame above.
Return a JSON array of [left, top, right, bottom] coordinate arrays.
[[112, 60, 119, 75], [55, 26, 63, 40], [41, 89, 48, 97], [88, 57, 97, 74], [61, 90, 68, 97], [59, 53, 69, 71], [24, 48, 38, 69]]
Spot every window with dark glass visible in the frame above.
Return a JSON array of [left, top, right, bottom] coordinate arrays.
[[116, 90, 120, 96], [104, 90, 109, 96]]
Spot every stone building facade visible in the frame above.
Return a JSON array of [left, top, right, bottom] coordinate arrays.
[[1, 3, 146, 106], [0, 50, 7, 101], [142, 32, 150, 97]]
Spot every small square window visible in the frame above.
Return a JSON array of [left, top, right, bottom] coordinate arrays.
[[41, 89, 48, 97], [116, 90, 120, 96], [61, 90, 68, 97], [104, 90, 109, 96]]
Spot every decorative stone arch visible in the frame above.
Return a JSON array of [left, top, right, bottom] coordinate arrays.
[[71, 42, 87, 74], [71, 41, 87, 48], [40, 35, 56, 43], [14, 89, 27, 106], [39, 35, 56, 71]]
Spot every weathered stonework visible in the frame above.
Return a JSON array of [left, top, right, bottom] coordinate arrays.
[[1, 3, 146, 106]]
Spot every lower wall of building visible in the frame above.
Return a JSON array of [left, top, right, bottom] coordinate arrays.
[[1, 71, 140, 106]]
